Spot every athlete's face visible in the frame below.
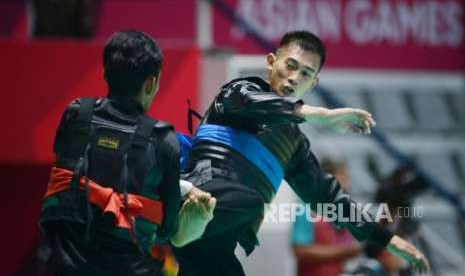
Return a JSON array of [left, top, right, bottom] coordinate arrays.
[[266, 44, 320, 99]]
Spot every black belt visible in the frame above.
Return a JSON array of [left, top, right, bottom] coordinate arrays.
[[211, 167, 241, 180]]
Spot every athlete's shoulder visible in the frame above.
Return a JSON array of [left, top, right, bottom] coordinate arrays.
[[152, 119, 174, 130], [222, 76, 270, 91], [65, 97, 102, 111]]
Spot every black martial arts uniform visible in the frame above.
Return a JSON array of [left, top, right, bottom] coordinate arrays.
[[38, 97, 181, 276], [175, 77, 393, 276]]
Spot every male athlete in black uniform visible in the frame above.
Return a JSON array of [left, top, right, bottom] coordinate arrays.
[[38, 30, 215, 276], [175, 31, 429, 276]]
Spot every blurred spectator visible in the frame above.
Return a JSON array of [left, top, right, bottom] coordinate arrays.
[[374, 166, 427, 243], [291, 159, 362, 276], [32, 0, 96, 38], [350, 165, 431, 276]]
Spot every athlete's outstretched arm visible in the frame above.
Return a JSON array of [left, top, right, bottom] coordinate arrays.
[[294, 104, 376, 134], [286, 136, 429, 273], [219, 79, 375, 134]]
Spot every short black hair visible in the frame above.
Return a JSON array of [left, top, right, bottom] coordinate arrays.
[[103, 29, 162, 98], [278, 30, 326, 70]]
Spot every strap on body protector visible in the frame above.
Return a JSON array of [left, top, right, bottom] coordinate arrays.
[[50, 98, 97, 224], [70, 97, 96, 190]]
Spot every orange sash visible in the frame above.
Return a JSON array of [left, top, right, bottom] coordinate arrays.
[[44, 167, 163, 229]]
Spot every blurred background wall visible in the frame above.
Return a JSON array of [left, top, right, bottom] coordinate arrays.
[[1, 0, 464, 275]]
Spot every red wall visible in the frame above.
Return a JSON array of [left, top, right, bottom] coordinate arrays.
[[95, 0, 197, 45], [1, 40, 199, 275], [2, 40, 199, 164]]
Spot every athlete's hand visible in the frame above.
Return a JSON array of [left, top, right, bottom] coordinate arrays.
[[324, 107, 376, 134], [387, 235, 430, 273]]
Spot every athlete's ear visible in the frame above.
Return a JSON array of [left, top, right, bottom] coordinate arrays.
[[144, 76, 157, 94], [152, 74, 160, 94], [266, 53, 276, 71]]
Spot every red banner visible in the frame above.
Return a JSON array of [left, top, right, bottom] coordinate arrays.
[[213, 0, 465, 71]]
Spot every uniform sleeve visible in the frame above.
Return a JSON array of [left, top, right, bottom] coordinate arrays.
[[155, 130, 182, 243], [285, 137, 393, 247], [53, 99, 81, 154], [219, 80, 306, 126]]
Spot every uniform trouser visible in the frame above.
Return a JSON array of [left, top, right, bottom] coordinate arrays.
[[38, 221, 163, 276], [174, 174, 265, 276]]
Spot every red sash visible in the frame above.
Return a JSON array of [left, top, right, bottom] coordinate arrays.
[[44, 167, 164, 229]]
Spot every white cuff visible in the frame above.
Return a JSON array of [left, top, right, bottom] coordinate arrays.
[[179, 179, 194, 197]]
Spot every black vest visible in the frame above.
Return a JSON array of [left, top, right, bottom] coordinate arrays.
[[40, 97, 173, 252]]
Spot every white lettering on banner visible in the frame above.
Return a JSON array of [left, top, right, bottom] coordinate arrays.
[[232, 0, 463, 48], [345, 0, 372, 44], [446, 2, 463, 46], [233, 0, 342, 42], [314, 0, 342, 41], [345, 0, 464, 46]]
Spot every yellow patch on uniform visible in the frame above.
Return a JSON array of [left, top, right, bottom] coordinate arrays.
[[97, 136, 120, 150]]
